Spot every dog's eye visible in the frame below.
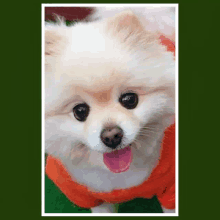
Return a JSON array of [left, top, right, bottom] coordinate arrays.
[[73, 103, 90, 122], [119, 93, 138, 109]]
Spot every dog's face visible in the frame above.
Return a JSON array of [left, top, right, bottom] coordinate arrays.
[[45, 11, 175, 172]]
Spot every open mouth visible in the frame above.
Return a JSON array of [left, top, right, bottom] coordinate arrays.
[[103, 144, 132, 173]]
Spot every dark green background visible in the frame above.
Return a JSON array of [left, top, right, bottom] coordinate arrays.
[[4, 0, 219, 219]]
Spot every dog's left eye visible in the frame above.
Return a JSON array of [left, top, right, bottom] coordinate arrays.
[[119, 93, 138, 109], [73, 103, 90, 122]]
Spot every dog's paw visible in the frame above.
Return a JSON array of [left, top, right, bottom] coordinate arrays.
[[91, 203, 117, 213], [162, 206, 176, 213]]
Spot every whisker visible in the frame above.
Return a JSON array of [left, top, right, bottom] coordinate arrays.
[[138, 130, 157, 135]]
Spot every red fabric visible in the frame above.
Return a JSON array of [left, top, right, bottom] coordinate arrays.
[[45, 7, 93, 21], [159, 35, 175, 55], [45, 36, 175, 209]]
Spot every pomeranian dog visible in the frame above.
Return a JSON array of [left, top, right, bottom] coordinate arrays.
[[44, 6, 176, 213]]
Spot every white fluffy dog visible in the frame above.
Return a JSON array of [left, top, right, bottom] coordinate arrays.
[[45, 6, 176, 213]]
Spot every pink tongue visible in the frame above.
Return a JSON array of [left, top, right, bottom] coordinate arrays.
[[103, 145, 132, 173]]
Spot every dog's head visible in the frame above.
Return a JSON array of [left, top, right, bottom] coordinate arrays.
[[44, 11, 175, 172]]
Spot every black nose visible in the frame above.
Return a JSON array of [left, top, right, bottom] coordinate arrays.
[[100, 126, 123, 149]]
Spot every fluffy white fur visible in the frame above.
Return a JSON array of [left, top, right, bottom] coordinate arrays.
[[88, 6, 175, 42], [45, 7, 175, 213]]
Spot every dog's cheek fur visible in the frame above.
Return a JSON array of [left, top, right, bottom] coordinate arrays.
[[45, 115, 85, 158], [134, 92, 175, 127]]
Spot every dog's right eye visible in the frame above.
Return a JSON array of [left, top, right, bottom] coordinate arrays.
[[119, 92, 138, 109], [73, 103, 90, 122]]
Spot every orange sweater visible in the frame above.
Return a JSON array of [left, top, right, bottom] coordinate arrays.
[[45, 36, 175, 210]]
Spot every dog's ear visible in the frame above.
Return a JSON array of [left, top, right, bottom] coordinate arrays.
[[108, 10, 144, 33], [45, 29, 66, 57], [45, 27, 68, 72], [106, 10, 157, 48]]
